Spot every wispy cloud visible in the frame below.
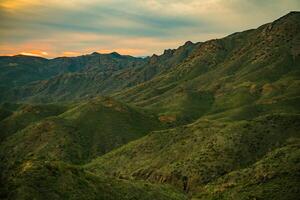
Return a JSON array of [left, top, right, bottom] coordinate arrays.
[[0, 0, 299, 57]]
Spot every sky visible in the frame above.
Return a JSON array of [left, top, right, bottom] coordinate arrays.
[[0, 0, 299, 58]]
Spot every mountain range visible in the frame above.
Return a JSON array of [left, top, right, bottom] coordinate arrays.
[[0, 11, 299, 200]]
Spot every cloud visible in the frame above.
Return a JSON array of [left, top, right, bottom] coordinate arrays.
[[20, 50, 48, 57], [0, 0, 299, 57]]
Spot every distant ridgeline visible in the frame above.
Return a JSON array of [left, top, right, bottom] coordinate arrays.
[[0, 12, 299, 200]]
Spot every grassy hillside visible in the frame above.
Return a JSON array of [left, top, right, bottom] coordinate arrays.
[[87, 114, 300, 197], [194, 139, 300, 200], [0, 160, 187, 200], [0, 97, 168, 199], [113, 11, 300, 124], [0, 52, 144, 103], [0, 103, 68, 141], [0, 97, 162, 167], [0, 97, 195, 199], [0, 103, 22, 121], [0, 12, 299, 200], [1, 13, 299, 110]]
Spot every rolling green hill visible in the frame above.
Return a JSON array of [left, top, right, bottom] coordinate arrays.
[[0, 160, 186, 200], [113, 11, 300, 124], [0, 103, 68, 141], [0, 97, 162, 165], [0, 12, 299, 200], [87, 114, 300, 196], [0, 97, 165, 199], [193, 139, 300, 200], [0, 52, 144, 102]]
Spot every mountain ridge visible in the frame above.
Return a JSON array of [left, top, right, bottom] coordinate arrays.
[[1, 12, 299, 105], [0, 12, 299, 200]]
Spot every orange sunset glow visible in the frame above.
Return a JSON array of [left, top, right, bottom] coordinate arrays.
[[0, 0, 300, 199], [1, 0, 300, 58]]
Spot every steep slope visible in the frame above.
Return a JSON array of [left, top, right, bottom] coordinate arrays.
[[0, 160, 186, 200], [114, 11, 300, 124], [0, 103, 68, 141], [1, 44, 200, 103], [0, 97, 184, 200], [87, 114, 300, 197], [0, 103, 22, 121], [0, 52, 144, 102], [0, 97, 162, 167], [0, 55, 50, 89], [0, 12, 299, 200], [1, 13, 299, 108], [194, 139, 300, 200], [0, 97, 167, 199], [124, 41, 199, 87]]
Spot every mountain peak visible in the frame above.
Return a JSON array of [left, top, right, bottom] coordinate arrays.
[[91, 52, 100, 55], [110, 52, 121, 56], [273, 11, 300, 23], [284, 11, 299, 17], [184, 41, 194, 46], [163, 49, 175, 56]]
